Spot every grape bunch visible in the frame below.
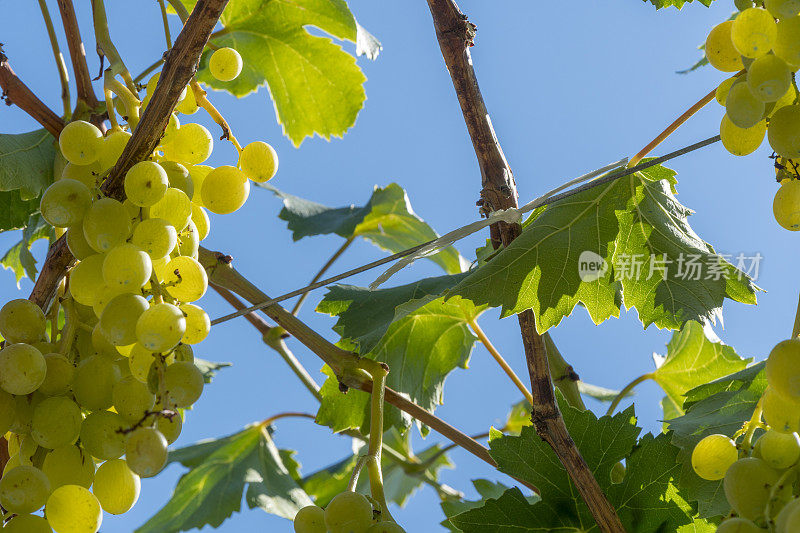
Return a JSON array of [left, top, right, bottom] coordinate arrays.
[[691, 338, 800, 532], [0, 47, 278, 532], [294, 491, 406, 533]]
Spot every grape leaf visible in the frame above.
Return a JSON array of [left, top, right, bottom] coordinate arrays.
[[0, 214, 54, 285], [646, 0, 716, 9], [193, 358, 232, 383], [448, 164, 758, 334], [0, 129, 56, 200], [138, 425, 312, 532], [441, 479, 538, 531], [261, 182, 464, 275]]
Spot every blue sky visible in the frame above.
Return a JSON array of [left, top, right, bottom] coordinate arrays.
[[0, 0, 792, 531]]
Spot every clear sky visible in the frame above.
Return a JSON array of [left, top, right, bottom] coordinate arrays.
[[0, 0, 791, 531]]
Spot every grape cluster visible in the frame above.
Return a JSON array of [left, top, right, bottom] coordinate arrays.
[[294, 491, 406, 533], [0, 48, 278, 531], [691, 338, 800, 532]]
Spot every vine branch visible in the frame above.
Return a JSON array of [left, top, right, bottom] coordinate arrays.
[[0, 49, 65, 137], [56, 0, 100, 111]]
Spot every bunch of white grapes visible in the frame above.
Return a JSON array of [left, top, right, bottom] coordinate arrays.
[[691, 338, 800, 532], [294, 491, 406, 533], [0, 46, 277, 532]]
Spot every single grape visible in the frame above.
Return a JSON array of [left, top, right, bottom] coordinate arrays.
[[294, 505, 327, 533], [706, 21, 746, 72], [721, 115, 766, 157], [180, 303, 210, 344], [776, 498, 800, 532], [31, 396, 82, 449], [732, 8, 779, 58], [43, 445, 95, 489], [191, 204, 210, 240], [3, 514, 53, 533], [67, 226, 96, 260], [46, 485, 103, 533], [324, 492, 374, 533], [98, 129, 131, 170], [79, 410, 127, 460], [61, 160, 101, 188], [200, 165, 250, 214], [769, 105, 800, 158], [150, 187, 192, 231], [131, 217, 178, 259], [736, 0, 755, 9], [724, 457, 787, 521], [129, 343, 171, 382], [0, 343, 46, 395], [99, 293, 149, 346], [763, 387, 800, 433], [767, 339, 800, 396], [136, 302, 186, 353], [239, 141, 278, 183], [716, 517, 768, 532], [178, 219, 200, 258], [69, 253, 106, 306], [748, 54, 792, 102], [125, 427, 168, 477], [209, 47, 243, 81], [112, 375, 156, 423], [156, 411, 183, 444], [39, 353, 74, 396], [758, 430, 800, 468], [144, 72, 187, 105], [92, 322, 124, 358], [766, 0, 800, 19], [40, 178, 92, 227], [91, 283, 125, 319], [83, 197, 133, 252], [160, 161, 194, 198], [775, 180, 800, 230], [691, 434, 738, 480], [124, 161, 169, 207], [172, 343, 194, 363], [187, 164, 212, 206], [776, 16, 800, 67], [102, 243, 153, 293], [726, 82, 766, 128], [72, 356, 120, 410], [175, 83, 199, 114], [715, 76, 739, 106], [93, 458, 141, 514], [0, 298, 46, 344], [11, 393, 42, 434], [770, 83, 797, 118], [163, 255, 208, 302], [366, 523, 406, 533], [162, 123, 213, 165], [0, 389, 15, 435], [0, 465, 51, 513], [164, 360, 204, 407], [59, 120, 103, 165], [3, 454, 21, 475]]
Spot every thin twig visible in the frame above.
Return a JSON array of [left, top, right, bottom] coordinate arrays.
[[0, 50, 65, 137], [158, 0, 173, 49], [292, 237, 354, 315], [468, 318, 533, 405], [38, 0, 71, 118], [605, 373, 653, 416], [260, 412, 316, 426]]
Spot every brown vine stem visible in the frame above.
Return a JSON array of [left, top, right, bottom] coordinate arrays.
[[38, 0, 71, 118], [468, 318, 533, 405], [426, 1, 624, 530], [0, 50, 65, 137], [56, 0, 100, 111], [292, 237, 354, 315]]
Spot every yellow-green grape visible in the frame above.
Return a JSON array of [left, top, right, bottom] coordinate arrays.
[[92, 323, 123, 358], [715, 76, 739, 105], [72, 356, 120, 410], [324, 492, 374, 533], [131, 218, 178, 259], [128, 343, 164, 382], [66, 226, 96, 260], [201, 165, 250, 214], [79, 410, 127, 460], [123, 198, 142, 224], [59, 120, 103, 165], [178, 219, 200, 258], [191, 204, 210, 240], [776, 498, 800, 532], [11, 394, 41, 434], [726, 82, 766, 128], [716, 517, 768, 532], [61, 160, 101, 188], [124, 161, 169, 207], [690, 434, 738, 480], [763, 387, 800, 433], [209, 47, 243, 81], [31, 396, 82, 449], [175, 83, 198, 115], [0, 298, 46, 344], [0, 343, 46, 395], [3, 514, 53, 533], [160, 161, 194, 198], [150, 187, 192, 231], [69, 254, 106, 305], [157, 412, 182, 444], [776, 16, 800, 67], [180, 303, 210, 344], [164, 360, 204, 407], [0, 390, 15, 435], [721, 116, 767, 156], [136, 303, 186, 353], [40, 179, 92, 227], [100, 293, 149, 346], [42, 445, 95, 489], [732, 8, 778, 58], [238, 141, 278, 183], [98, 129, 131, 170], [294, 505, 327, 533], [172, 343, 194, 363], [766, 0, 800, 19], [724, 457, 788, 521], [706, 20, 746, 72], [125, 427, 168, 477], [747, 54, 792, 101], [112, 376, 155, 423], [163, 255, 208, 302], [91, 284, 126, 319], [46, 485, 103, 533], [366, 524, 406, 533], [102, 243, 152, 293], [769, 105, 800, 158], [767, 339, 800, 397], [187, 164, 212, 206], [162, 123, 213, 165], [83, 197, 133, 252], [3, 454, 21, 475], [0, 465, 50, 513], [144, 72, 186, 105], [162, 114, 181, 146], [39, 353, 74, 396], [769, 83, 797, 117], [92, 459, 141, 514], [758, 430, 800, 468]]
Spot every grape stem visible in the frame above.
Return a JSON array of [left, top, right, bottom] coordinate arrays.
[[190, 81, 243, 152], [158, 0, 173, 49], [765, 466, 796, 530], [347, 455, 369, 492], [104, 75, 141, 130], [37, 0, 71, 118], [57, 298, 79, 357], [90, 0, 138, 96], [134, 59, 166, 86], [468, 318, 533, 405], [366, 365, 395, 522], [259, 412, 316, 426], [605, 373, 654, 416], [291, 237, 354, 316], [737, 396, 764, 453]]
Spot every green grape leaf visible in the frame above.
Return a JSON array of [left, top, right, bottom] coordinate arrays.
[[193, 358, 232, 383], [577, 381, 626, 402], [261, 182, 464, 275], [440, 479, 537, 531], [667, 362, 766, 518], [1, 214, 54, 285], [448, 164, 758, 334], [646, 0, 716, 9], [138, 425, 312, 532], [0, 129, 56, 200]]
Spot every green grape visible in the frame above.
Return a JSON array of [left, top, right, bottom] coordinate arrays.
[[72, 356, 120, 410], [191, 204, 210, 240], [178, 219, 200, 258], [112, 375, 155, 423], [144, 72, 187, 105], [691, 433, 738, 480], [92, 323, 123, 358], [769, 105, 800, 158], [79, 410, 126, 460], [706, 21, 746, 72], [31, 396, 82, 449], [164, 360, 204, 407], [97, 129, 131, 170], [18, 434, 40, 465], [39, 353, 74, 396], [83, 197, 133, 252], [774, 180, 800, 230], [736, 0, 755, 10], [0, 389, 15, 435], [0, 465, 51, 513], [720, 115, 766, 156], [156, 411, 182, 444], [160, 161, 194, 198], [732, 8, 779, 58], [324, 492, 374, 533], [162, 123, 213, 165], [91, 284, 125, 319], [99, 293, 149, 346], [180, 303, 210, 344], [716, 517, 767, 532], [767, 338, 800, 396], [102, 243, 153, 293], [0, 298, 46, 344], [366, 524, 406, 533], [163, 256, 208, 302], [136, 302, 186, 353], [67, 226, 96, 260], [162, 113, 181, 146], [747, 54, 792, 102], [763, 387, 800, 432], [131, 217, 178, 259], [3, 514, 53, 533], [209, 47, 243, 81], [172, 343, 194, 363], [69, 254, 106, 306], [61, 160, 101, 188], [40, 179, 92, 227], [150, 187, 192, 231], [724, 457, 787, 521], [0, 343, 46, 395], [123, 198, 142, 224], [187, 164, 212, 206], [776, 497, 800, 532], [59, 120, 103, 165], [43, 445, 95, 489], [769, 83, 796, 117], [238, 141, 278, 183], [175, 83, 198, 115], [128, 343, 164, 382], [46, 485, 103, 533], [125, 427, 168, 477], [294, 505, 327, 533], [726, 82, 766, 128], [766, 0, 800, 19], [776, 16, 800, 67], [11, 394, 42, 434], [716, 76, 739, 105], [200, 165, 250, 214], [3, 454, 21, 475], [758, 430, 800, 468], [92, 458, 141, 514], [124, 161, 169, 207]]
